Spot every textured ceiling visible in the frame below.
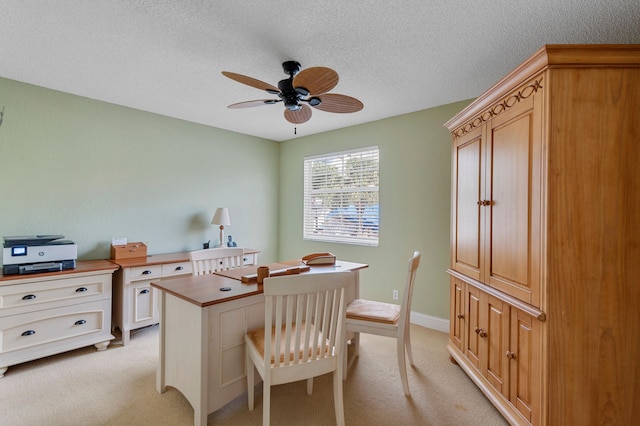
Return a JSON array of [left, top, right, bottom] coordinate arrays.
[[1, 1, 639, 141]]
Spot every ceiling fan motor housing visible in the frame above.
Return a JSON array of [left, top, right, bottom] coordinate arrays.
[[278, 78, 302, 110]]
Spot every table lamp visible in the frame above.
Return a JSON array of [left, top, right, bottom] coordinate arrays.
[[211, 207, 231, 247]]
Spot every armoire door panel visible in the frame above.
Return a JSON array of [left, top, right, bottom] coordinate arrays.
[[484, 294, 509, 398], [485, 97, 539, 306], [452, 127, 483, 281], [449, 278, 465, 351], [465, 285, 481, 370], [510, 308, 539, 424]]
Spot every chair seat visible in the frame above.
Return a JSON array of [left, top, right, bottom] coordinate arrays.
[[346, 299, 400, 324], [247, 322, 330, 364]]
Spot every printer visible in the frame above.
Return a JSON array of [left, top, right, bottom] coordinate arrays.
[[2, 235, 77, 275]]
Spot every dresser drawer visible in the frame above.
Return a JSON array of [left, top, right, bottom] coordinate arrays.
[[161, 261, 192, 277], [126, 265, 162, 281], [0, 274, 111, 317], [0, 299, 110, 354]]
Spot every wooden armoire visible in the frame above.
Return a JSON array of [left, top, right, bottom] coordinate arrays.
[[444, 45, 639, 426]]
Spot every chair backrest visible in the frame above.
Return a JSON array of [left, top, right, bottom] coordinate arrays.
[[189, 247, 245, 276], [261, 272, 353, 368], [398, 251, 421, 332]]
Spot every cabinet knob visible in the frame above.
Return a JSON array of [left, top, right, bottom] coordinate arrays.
[[22, 294, 37, 300], [75, 287, 88, 293], [142, 270, 152, 275], [475, 327, 487, 337], [21, 330, 36, 337], [175, 266, 183, 271], [140, 289, 150, 294], [505, 351, 517, 360], [456, 313, 464, 319], [75, 319, 87, 325]]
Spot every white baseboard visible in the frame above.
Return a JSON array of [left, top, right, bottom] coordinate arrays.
[[410, 311, 449, 333]]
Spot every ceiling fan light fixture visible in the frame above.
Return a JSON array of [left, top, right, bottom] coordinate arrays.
[[295, 87, 310, 97]]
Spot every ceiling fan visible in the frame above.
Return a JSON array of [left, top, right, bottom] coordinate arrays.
[[221, 61, 363, 125]]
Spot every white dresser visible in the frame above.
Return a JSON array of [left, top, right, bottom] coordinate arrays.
[[111, 249, 259, 345], [0, 260, 118, 378]]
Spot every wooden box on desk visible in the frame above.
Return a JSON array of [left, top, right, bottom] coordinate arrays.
[[110, 242, 147, 260]]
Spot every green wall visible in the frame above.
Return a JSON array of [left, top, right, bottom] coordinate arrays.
[[0, 77, 280, 262], [279, 101, 471, 324], [0, 75, 472, 326]]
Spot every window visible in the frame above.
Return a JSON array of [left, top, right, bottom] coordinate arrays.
[[303, 146, 379, 246]]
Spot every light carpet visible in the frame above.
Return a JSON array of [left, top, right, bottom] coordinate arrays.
[[0, 324, 507, 425]]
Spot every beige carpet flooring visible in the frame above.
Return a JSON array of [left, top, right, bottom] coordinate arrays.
[[0, 324, 507, 425]]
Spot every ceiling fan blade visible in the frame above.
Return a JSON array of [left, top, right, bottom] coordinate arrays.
[[222, 71, 280, 93], [293, 67, 339, 95], [313, 93, 363, 113], [227, 99, 280, 109], [284, 104, 312, 124]]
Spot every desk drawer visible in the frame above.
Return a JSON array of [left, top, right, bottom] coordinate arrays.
[[0, 274, 111, 317], [243, 253, 257, 266], [161, 262, 192, 277], [0, 299, 109, 353], [127, 265, 162, 281]]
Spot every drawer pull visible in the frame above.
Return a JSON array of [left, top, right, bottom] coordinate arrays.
[[142, 270, 152, 275], [75, 319, 87, 325], [474, 327, 487, 337], [22, 294, 37, 300], [456, 313, 464, 319], [75, 287, 88, 293], [21, 330, 36, 336], [505, 351, 517, 360], [175, 266, 184, 271], [140, 289, 150, 294]]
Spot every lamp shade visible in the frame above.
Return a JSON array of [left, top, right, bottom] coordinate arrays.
[[211, 207, 231, 226]]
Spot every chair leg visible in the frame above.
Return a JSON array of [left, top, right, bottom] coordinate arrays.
[[343, 342, 347, 381], [306, 377, 314, 395], [247, 355, 254, 410], [333, 368, 346, 426], [353, 332, 360, 357], [397, 336, 410, 396], [263, 375, 271, 426], [405, 326, 415, 367]]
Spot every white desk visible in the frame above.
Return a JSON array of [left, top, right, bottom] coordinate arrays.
[[151, 260, 367, 426]]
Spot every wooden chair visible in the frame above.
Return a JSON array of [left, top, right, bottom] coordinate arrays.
[[188, 247, 245, 276], [345, 251, 421, 396], [245, 271, 352, 426]]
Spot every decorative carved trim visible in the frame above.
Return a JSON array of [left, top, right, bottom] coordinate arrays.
[[451, 79, 543, 139]]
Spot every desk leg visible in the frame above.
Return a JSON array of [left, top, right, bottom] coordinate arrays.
[[156, 291, 167, 393], [158, 292, 209, 426], [344, 271, 361, 380]]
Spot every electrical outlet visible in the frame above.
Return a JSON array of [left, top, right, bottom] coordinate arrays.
[[392, 289, 399, 300]]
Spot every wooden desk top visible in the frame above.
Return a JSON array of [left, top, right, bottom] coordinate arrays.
[[151, 260, 368, 308]]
